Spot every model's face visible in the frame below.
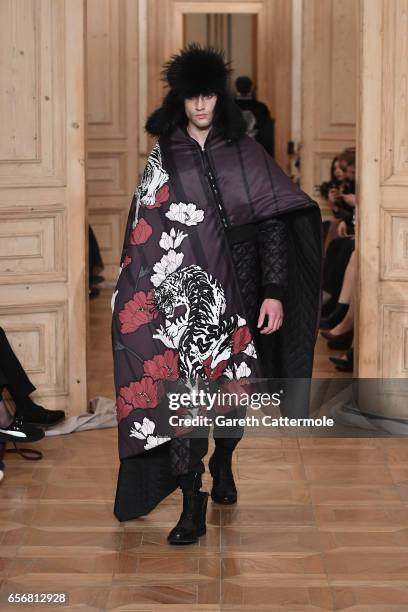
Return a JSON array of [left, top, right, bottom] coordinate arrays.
[[184, 94, 217, 130]]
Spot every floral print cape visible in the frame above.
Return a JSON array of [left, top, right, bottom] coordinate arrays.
[[112, 128, 321, 460]]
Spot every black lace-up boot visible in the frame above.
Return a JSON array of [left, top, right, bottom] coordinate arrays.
[[167, 472, 209, 545], [208, 447, 237, 504]]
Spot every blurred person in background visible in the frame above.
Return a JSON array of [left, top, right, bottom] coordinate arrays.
[[234, 75, 275, 157]]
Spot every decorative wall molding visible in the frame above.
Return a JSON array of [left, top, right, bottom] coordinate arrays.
[[0, 0, 66, 187], [0, 301, 69, 395], [382, 209, 408, 281], [381, 0, 408, 186], [357, 0, 408, 379], [89, 207, 128, 280], [87, 152, 128, 196], [86, 0, 139, 282], [381, 303, 408, 377], [0, 207, 67, 284], [87, 0, 128, 140], [301, 0, 357, 196], [0, 0, 87, 413]]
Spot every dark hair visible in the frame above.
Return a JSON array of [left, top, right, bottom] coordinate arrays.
[[145, 89, 247, 142], [330, 156, 340, 182], [235, 76, 253, 95], [338, 148, 356, 167]]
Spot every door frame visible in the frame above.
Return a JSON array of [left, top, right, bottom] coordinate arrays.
[[145, 0, 292, 170]]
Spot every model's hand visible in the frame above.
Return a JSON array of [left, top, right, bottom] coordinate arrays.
[[257, 298, 283, 334]]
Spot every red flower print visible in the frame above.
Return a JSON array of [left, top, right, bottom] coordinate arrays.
[[232, 326, 252, 354], [144, 349, 179, 381], [203, 356, 228, 380], [120, 376, 164, 409], [119, 289, 158, 334], [130, 217, 153, 245], [122, 255, 132, 268], [116, 395, 134, 422], [154, 184, 169, 206], [141, 184, 170, 209]]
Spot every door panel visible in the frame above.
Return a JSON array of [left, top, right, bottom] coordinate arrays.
[[0, 0, 87, 414], [357, 0, 408, 381], [301, 0, 358, 206], [86, 0, 139, 282]]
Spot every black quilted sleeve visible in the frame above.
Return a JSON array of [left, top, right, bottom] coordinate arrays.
[[257, 216, 289, 302]]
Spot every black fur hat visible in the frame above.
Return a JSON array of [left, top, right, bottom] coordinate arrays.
[[145, 44, 246, 142], [164, 44, 231, 98]]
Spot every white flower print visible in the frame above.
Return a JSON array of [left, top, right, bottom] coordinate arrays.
[[165, 202, 204, 226], [235, 361, 252, 379], [243, 341, 257, 358], [159, 227, 188, 251], [150, 249, 184, 287], [224, 366, 234, 380], [237, 315, 247, 327], [144, 434, 171, 450], [129, 417, 170, 450], [130, 417, 154, 439], [225, 361, 252, 380]]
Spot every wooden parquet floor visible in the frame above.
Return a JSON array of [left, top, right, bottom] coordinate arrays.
[[1, 290, 407, 611]]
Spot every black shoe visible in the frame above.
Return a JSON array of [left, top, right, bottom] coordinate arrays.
[[335, 360, 353, 372], [329, 346, 354, 370], [324, 329, 354, 351], [16, 401, 66, 427], [209, 448, 237, 505], [167, 474, 209, 545], [0, 415, 45, 443], [329, 351, 354, 372], [320, 302, 349, 330]]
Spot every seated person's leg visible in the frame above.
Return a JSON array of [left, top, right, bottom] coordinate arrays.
[[320, 251, 355, 330], [0, 384, 44, 442], [0, 328, 65, 426], [0, 389, 13, 428]]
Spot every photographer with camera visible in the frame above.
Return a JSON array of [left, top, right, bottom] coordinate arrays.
[[319, 150, 356, 252]]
